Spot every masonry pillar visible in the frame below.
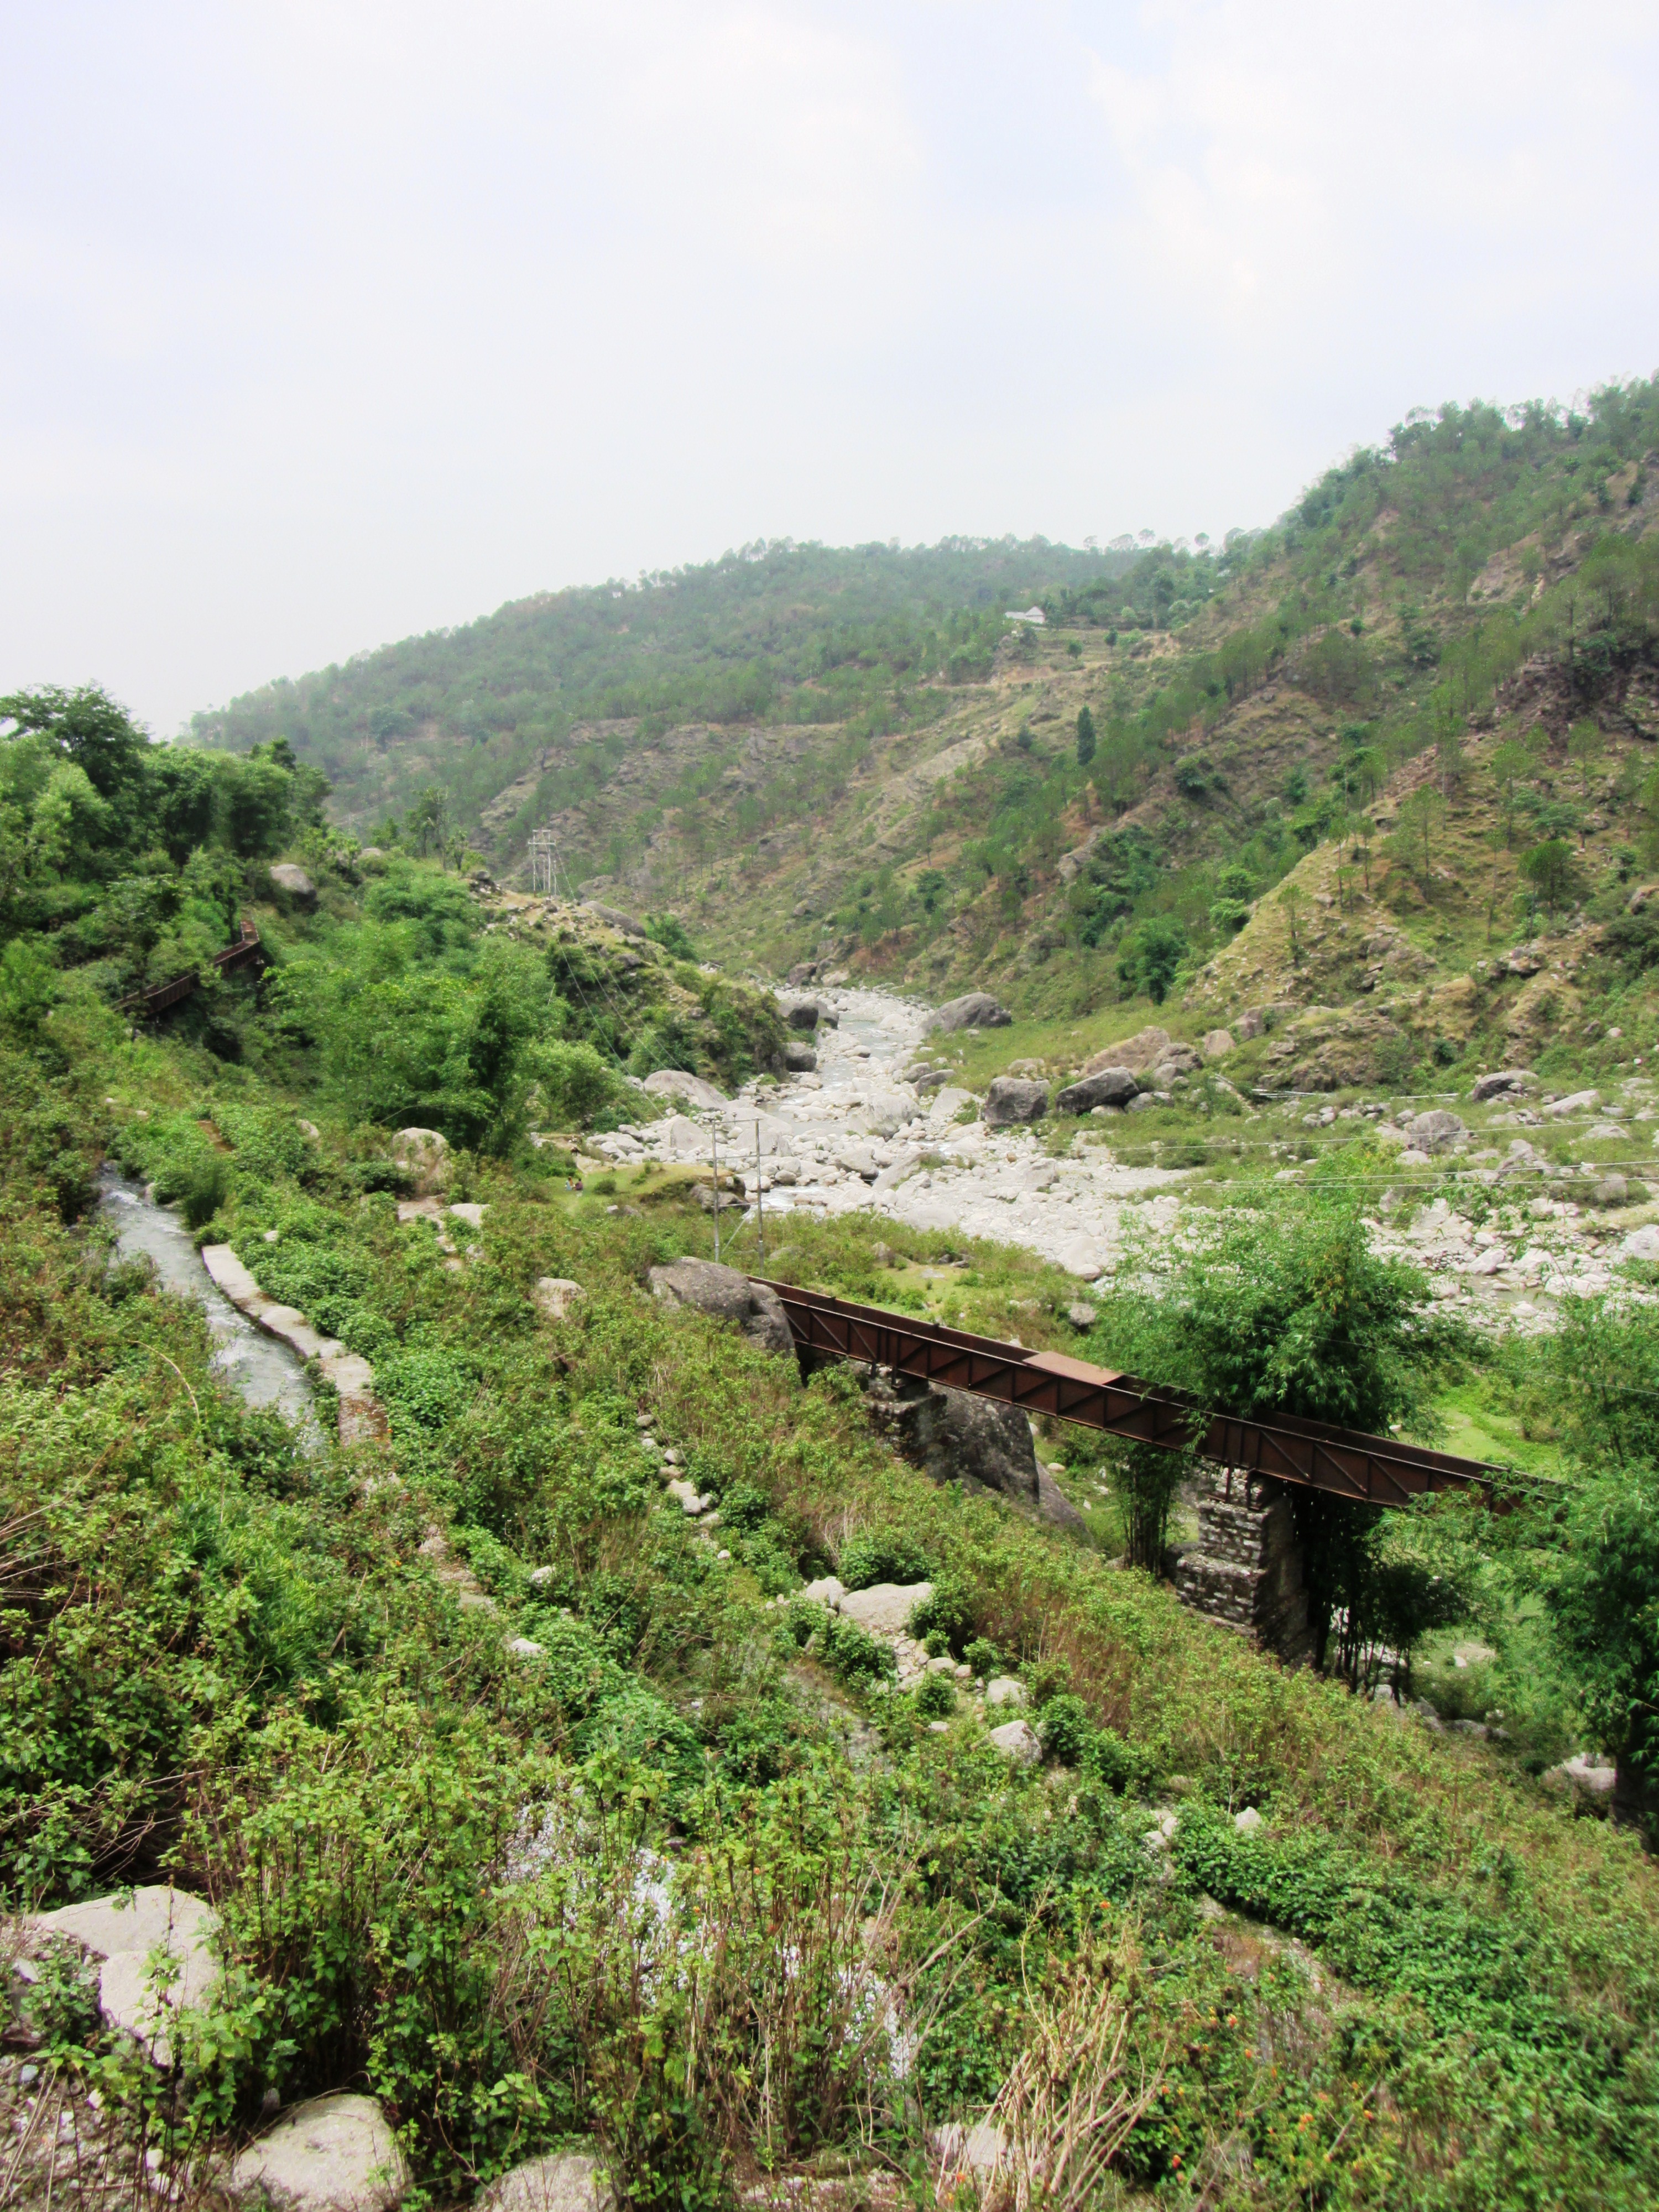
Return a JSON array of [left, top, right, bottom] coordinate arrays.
[[1174, 1465, 1313, 1667]]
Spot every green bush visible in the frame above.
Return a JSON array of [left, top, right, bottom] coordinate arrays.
[[914, 1671, 956, 1719], [817, 1611, 896, 1688], [1037, 1692, 1093, 1766], [836, 1528, 935, 1590]]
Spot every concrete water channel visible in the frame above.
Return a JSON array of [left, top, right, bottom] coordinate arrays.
[[98, 1171, 322, 1447]]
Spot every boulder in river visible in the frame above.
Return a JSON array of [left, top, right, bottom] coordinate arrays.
[[1053, 1066, 1139, 1113], [782, 1040, 817, 1071], [982, 1077, 1048, 1128], [646, 1257, 795, 1357], [784, 999, 822, 1030], [924, 992, 1012, 1034]]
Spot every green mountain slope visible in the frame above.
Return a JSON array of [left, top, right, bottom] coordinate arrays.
[[190, 538, 1134, 845]]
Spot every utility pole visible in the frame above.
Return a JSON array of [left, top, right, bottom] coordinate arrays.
[[528, 827, 558, 897], [711, 1125, 721, 1264], [754, 1126, 765, 1269]]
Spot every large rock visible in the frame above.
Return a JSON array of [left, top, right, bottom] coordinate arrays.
[[1148, 1044, 1202, 1085], [269, 862, 316, 906], [782, 999, 822, 1030], [988, 1718, 1041, 1765], [479, 2150, 612, 2212], [923, 992, 1012, 1035], [1621, 1225, 1659, 1263], [390, 1126, 449, 1194], [228, 2093, 409, 2212], [533, 1277, 585, 1321], [1544, 1089, 1600, 1118], [28, 1886, 219, 2071], [838, 1581, 933, 1637], [1200, 1028, 1235, 1061], [1036, 1466, 1087, 1531], [581, 902, 646, 940], [982, 1077, 1048, 1128], [781, 1040, 818, 1072], [910, 1387, 1051, 1513], [646, 1258, 794, 1357], [641, 1069, 728, 1111], [1053, 1066, 1139, 1114], [1404, 1109, 1464, 1153], [1473, 1068, 1532, 1102]]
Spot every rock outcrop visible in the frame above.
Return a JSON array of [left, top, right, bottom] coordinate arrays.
[[862, 1376, 1078, 1526], [268, 863, 316, 906], [532, 1277, 585, 1321], [1472, 1068, 1532, 1101], [923, 992, 1011, 1034], [646, 1258, 795, 1357], [479, 2149, 612, 2212]]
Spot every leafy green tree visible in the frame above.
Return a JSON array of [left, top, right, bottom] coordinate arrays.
[[1533, 1302, 1659, 1825], [1108, 1191, 1472, 1672], [1519, 836, 1578, 917], [1114, 914, 1187, 1005], [1075, 705, 1097, 768], [645, 913, 697, 961], [0, 685, 148, 808], [407, 785, 453, 860], [1110, 1438, 1191, 1572]]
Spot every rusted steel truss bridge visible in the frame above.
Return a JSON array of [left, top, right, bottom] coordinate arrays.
[[754, 1279, 1527, 1512]]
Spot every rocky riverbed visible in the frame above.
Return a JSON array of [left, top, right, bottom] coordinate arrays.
[[591, 986, 1659, 1329]]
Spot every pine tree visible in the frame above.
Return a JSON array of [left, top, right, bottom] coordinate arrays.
[[1075, 705, 1097, 767]]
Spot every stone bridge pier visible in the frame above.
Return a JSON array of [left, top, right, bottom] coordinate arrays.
[[1175, 1465, 1313, 1667]]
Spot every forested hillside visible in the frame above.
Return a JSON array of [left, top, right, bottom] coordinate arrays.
[[191, 539, 1133, 852], [194, 387, 1659, 1060]]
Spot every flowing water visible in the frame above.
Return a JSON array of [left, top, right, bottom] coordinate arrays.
[[99, 1172, 321, 1443]]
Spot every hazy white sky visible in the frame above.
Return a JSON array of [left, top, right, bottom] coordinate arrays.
[[4, 1, 1655, 734]]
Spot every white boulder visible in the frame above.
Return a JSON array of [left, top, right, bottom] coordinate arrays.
[[837, 1581, 933, 1637], [987, 1718, 1041, 1764], [27, 1886, 219, 2070], [479, 2149, 612, 2212], [228, 2093, 410, 2212]]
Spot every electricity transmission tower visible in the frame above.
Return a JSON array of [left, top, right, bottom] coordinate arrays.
[[528, 828, 559, 896]]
